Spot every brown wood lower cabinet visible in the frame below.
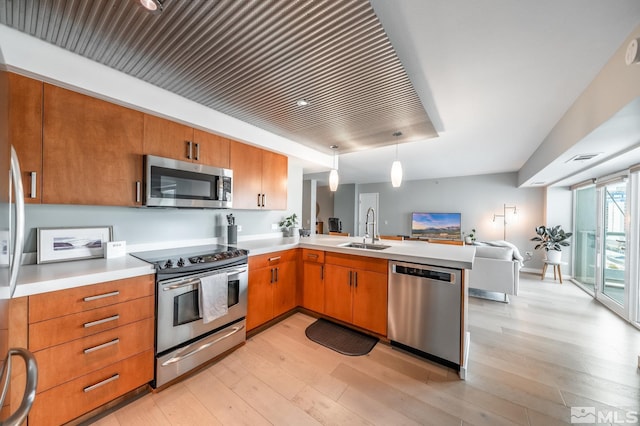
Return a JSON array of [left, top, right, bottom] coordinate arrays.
[[247, 250, 297, 330], [25, 275, 155, 425], [28, 350, 153, 426], [301, 249, 325, 313], [324, 253, 388, 335]]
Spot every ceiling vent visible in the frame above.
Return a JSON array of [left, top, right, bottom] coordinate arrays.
[[565, 153, 601, 163]]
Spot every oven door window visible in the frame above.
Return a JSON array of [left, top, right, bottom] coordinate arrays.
[[174, 289, 200, 326], [173, 278, 241, 326]]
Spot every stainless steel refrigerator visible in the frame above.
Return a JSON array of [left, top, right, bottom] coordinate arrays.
[[0, 67, 37, 424]]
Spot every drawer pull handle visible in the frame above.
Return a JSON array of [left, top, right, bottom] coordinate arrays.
[[84, 338, 120, 354], [307, 253, 318, 259], [83, 374, 120, 392], [84, 314, 120, 328], [268, 256, 281, 262], [161, 325, 244, 366], [84, 291, 120, 302]]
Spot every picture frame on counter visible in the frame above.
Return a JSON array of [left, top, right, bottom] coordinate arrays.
[[37, 226, 114, 264]]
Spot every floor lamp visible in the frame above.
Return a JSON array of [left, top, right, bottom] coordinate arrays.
[[493, 204, 517, 240]]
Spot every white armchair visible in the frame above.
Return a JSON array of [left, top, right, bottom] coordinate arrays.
[[468, 242, 523, 301]]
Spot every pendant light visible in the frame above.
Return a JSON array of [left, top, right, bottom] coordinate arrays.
[[137, 0, 163, 13], [329, 145, 339, 192], [390, 132, 403, 187]]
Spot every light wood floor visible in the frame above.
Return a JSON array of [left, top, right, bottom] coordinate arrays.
[[90, 273, 640, 425]]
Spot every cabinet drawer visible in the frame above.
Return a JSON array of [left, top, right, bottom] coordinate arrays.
[[35, 317, 153, 393], [301, 248, 324, 263], [29, 274, 154, 323], [29, 296, 154, 352], [28, 349, 153, 426], [325, 252, 387, 274], [249, 249, 297, 269]]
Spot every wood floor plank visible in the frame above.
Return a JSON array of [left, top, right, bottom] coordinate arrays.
[[291, 385, 372, 425], [231, 340, 307, 400], [229, 373, 321, 425], [337, 386, 423, 426], [182, 369, 271, 426], [436, 380, 529, 425], [331, 362, 463, 426], [112, 392, 171, 426], [150, 382, 222, 425], [340, 350, 519, 426]]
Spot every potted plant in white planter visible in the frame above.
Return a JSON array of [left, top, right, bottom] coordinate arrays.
[[530, 225, 572, 263], [279, 213, 299, 237], [464, 229, 476, 244]]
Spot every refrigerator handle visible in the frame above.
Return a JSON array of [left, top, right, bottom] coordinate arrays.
[[0, 348, 37, 426], [9, 146, 25, 298]]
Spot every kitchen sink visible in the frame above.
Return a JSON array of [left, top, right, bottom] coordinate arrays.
[[339, 242, 391, 250]]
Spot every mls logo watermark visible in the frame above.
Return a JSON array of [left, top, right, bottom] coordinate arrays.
[[571, 406, 639, 424], [571, 407, 596, 423]]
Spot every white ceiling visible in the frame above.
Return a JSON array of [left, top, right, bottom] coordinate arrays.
[[306, 0, 640, 187]]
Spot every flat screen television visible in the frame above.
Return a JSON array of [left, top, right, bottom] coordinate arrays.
[[411, 212, 462, 240]]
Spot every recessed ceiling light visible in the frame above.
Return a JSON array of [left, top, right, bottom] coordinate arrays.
[[330, 145, 338, 150], [296, 99, 310, 107], [137, 0, 162, 13]]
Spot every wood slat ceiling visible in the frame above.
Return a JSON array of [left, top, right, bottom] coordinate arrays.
[[0, 0, 437, 154]]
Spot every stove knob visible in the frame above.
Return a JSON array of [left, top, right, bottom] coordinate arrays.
[[164, 259, 173, 269], [177, 258, 185, 267]]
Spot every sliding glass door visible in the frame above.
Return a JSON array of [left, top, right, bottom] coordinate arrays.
[[573, 177, 635, 321], [573, 186, 597, 293]]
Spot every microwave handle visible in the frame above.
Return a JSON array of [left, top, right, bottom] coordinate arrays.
[[135, 181, 141, 203]]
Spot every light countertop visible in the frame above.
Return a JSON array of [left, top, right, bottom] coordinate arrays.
[[237, 235, 475, 270], [13, 235, 475, 297], [14, 255, 155, 298]]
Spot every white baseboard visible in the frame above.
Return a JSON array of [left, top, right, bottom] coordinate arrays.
[[520, 267, 573, 280]]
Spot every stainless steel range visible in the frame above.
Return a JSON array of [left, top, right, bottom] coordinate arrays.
[[131, 244, 248, 388]]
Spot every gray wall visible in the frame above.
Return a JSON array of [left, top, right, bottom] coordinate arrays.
[[23, 162, 303, 254], [338, 172, 548, 269], [316, 185, 334, 234], [333, 184, 357, 235]]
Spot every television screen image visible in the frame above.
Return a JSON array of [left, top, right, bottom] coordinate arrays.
[[411, 212, 462, 240]]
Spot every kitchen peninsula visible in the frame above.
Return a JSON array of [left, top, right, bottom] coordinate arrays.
[[11, 235, 474, 425]]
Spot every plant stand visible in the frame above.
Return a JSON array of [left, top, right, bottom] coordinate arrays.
[[541, 261, 565, 284]]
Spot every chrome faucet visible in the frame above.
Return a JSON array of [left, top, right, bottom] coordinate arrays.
[[365, 207, 378, 244]]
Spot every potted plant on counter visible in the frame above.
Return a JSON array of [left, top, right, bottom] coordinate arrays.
[[279, 213, 299, 237], [463, 229, 476, 244], [530, 225, 572, 263]]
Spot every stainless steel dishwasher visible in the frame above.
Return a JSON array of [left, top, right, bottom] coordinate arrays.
[[388, 260, 462, 369]]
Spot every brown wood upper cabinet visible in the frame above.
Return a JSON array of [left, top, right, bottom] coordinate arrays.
[[43, 84, 144, 206], [230, 140, 288, 210], [143, 114, 230, 169], [7, 73, 43, 204]]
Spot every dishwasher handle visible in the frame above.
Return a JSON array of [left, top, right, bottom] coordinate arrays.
[[391, 264, 456, 283]]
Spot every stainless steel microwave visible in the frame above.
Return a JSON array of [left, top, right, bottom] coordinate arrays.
[[144, 155, 232, 208]]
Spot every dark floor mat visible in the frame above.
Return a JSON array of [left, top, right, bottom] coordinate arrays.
[[305, 318, 379, 356]]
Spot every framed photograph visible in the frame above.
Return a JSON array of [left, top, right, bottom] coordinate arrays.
[[37, 226, 113, 264]]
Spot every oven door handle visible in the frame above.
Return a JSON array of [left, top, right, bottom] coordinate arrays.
[[160, 324, 245, 366], [161, 267, 248, 291]]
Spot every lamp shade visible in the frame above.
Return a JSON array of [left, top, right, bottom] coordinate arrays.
[[391, 160, 403, 187], [329, 169, 339, 191]]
